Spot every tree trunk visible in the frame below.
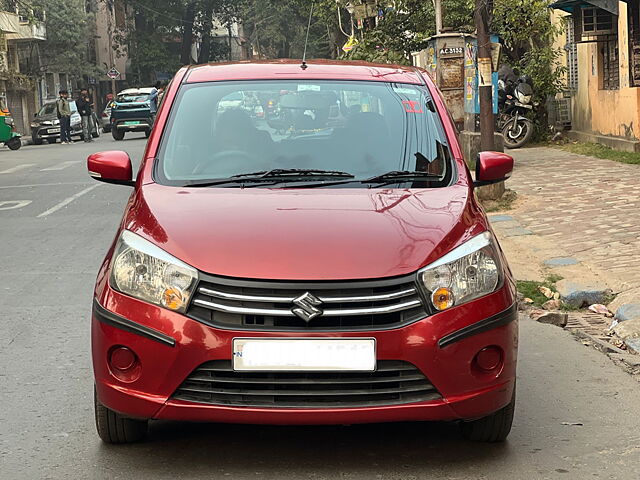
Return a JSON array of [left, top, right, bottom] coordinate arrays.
[[180, 3, 196, 65], [198, 3, 214, 64]]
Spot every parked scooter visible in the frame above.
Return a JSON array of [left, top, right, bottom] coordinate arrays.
[[497, 66, 534, 149]]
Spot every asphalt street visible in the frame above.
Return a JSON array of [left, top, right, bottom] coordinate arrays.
[[1, 135, 639, 479]]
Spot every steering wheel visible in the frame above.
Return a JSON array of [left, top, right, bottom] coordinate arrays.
[[193, 150, 255, 176]]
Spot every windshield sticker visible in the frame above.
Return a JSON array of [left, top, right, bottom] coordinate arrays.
[[402, 100, 423, 113], [298, 84, 321, 92]]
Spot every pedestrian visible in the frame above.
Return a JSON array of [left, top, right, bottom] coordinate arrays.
[[56, 90, 72, 144], [149, 82, 161, 124], [77, 88, 94, 142]]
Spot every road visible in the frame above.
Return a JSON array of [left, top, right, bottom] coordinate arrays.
[[1, 136, 639, 479]]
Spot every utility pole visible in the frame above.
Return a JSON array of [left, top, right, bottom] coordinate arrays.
[[434, 0, 443, 34], [475, 0, 494, 151]]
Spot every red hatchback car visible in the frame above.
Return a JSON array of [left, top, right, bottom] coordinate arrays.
[[88, 60, 517, 444]]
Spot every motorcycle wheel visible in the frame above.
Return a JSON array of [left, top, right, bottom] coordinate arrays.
[[502, 118, 533, 149]]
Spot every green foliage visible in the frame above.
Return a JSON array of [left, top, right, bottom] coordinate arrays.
[[557, 142, 640, 165], [239, 0, 337, 59], [344, 0, 473, 64], [516, 274, 563, 307], [30, 0, 96, 76]]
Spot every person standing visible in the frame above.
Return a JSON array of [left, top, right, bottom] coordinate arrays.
[[77, 88, 94, 142], [56, 90, 72, 144], [149, 82, 160, 124]]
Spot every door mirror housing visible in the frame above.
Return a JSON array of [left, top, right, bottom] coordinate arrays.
[[87, 151, 134, 186], [474, 151, 514, 187]]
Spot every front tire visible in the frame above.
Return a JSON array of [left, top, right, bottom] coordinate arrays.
[[32, 134, 43, 145], [112, 129, 125, 141], [6, 137, 21, 150], [502, 118, 533, 149], [460, 387, 515, 442], [94, 388, 148, 444]]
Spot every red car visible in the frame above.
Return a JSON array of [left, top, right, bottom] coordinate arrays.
[[88, 60, 517, 444]]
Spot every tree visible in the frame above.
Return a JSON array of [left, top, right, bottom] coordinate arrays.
[[8, 0, 96, 77], [343, 0, 474, 64]]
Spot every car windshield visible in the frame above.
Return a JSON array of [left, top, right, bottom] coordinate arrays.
[[38, 101, 77, 116], [156, 80, 453, 187], [116, 93, 149, 103]]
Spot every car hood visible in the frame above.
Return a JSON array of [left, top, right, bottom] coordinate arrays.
[[34, 113, 58, 123], [124, 184, 485, 280]]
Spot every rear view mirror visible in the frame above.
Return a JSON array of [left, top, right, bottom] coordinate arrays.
[[87, 151, 134, 186], [474, 151, 513, 187]]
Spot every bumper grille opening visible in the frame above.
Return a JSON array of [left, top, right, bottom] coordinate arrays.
[[187, 274, 429, 331], [172, 360, 441, 408]]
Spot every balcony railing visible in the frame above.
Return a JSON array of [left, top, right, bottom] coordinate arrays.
[[6, 20, 46, 41]]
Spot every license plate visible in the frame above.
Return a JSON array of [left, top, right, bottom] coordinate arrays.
[[124, 121, 140, 125], [47, 128, 60, 133], [232, 338, 376, 372]]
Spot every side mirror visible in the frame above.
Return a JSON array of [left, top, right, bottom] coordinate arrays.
[[474, 151, 513, 187], [87, 151, 134, 186]]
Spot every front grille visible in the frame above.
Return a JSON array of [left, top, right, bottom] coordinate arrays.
[[172, 360, 441, 408], [187, 274, 429, 331]]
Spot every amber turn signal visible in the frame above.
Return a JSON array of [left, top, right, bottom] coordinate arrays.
[[162, 287, 185, 311], [431, 287, 454, 311]]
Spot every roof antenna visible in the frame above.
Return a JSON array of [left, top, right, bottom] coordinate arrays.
[[300, 3, 314, 70]]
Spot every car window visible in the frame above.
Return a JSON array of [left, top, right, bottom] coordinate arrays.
[[116, 93, 150, 103], [38, 103, 57, 116], [156, 80, 452, 186]]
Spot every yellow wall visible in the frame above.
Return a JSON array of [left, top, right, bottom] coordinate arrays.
[[571, 2, 640, 140]]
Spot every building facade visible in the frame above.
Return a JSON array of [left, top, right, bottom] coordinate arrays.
[[0, 8, 46, 136], [552, 0, 640, 151]]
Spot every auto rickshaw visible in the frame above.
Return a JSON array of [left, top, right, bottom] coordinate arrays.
[[0, 95, 22, 150]]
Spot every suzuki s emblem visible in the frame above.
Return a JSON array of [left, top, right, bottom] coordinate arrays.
[[291, 292, 323, 322]]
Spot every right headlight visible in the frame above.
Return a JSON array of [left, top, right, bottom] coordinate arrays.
[[110, 230, 197, 313], [418, 232, 502, 311]]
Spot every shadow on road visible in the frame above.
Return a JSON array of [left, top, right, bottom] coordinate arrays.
[[94, 421, 512, 476]]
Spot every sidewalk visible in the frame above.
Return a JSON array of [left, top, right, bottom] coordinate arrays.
[[489, 146, 640, 364], [492, 146, 640, 292]]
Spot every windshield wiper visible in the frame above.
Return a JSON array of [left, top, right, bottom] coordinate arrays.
[[257, 168, 354, 179], [181, 169, 355, 188], [361, 170, 443, 185]]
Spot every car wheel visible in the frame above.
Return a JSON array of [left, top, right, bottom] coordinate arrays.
[[32, 135, 43, 145], [460, 387, 515, 442], [94, 387, 148, 444], [6, 137, 21, 150], [112, 129, 125, 141]]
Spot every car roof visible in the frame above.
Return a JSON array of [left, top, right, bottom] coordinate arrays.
[[184, 59, 428, 85], [117, 88, 154, 95]]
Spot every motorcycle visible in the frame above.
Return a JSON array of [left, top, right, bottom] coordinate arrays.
[[497, 68, 534, 149]]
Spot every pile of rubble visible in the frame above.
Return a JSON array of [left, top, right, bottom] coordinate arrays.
[[521, 282, 640, 356]]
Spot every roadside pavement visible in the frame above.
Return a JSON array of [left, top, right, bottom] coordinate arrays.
[[489, 146, 640, 362]]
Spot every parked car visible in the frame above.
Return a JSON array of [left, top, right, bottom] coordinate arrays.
[[87, 61, 517, 445], [31, 100, 99, 144], [110, 88, 154, 140], [100, 101, 114, 133]]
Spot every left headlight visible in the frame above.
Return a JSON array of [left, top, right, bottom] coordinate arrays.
[[110, 230, 197, 313], [418, 232, 502, 311], [516, 91, 532, 104]]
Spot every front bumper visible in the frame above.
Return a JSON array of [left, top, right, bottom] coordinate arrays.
[[113, 117, 152, 131], [33, 125, 82, 139], [93, 283, 517, 424]]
